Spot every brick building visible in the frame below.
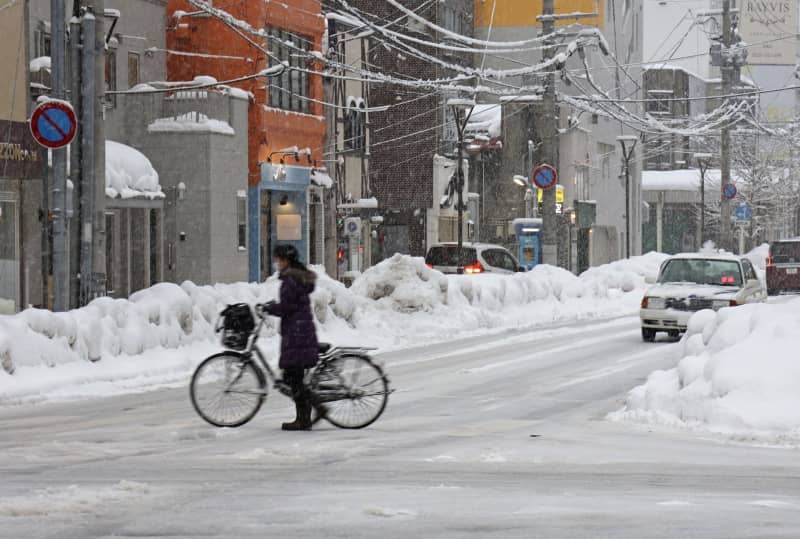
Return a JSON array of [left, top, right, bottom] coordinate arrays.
[[166, 0, 327, 279]]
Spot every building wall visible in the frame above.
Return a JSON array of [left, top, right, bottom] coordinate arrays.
[[1, 0, 28, 122], [166, 0, 326, 187]]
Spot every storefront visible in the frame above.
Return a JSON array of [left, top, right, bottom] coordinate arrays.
[[0, 120, 46, 313], [249, 163, 311, 282]]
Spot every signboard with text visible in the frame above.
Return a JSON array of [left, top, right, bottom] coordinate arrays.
[[0, 120, 45, 179], [739, 0, 798, 65]]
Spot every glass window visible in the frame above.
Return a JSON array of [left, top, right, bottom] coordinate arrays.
[[658, 258, 743, 287], [741, 259, 757, 281], [266, 26, 311, 113], [499, 252, 518, 272], [237, 194, 247, 249], [426, 246, 477, 266], [128, 52, 140, 88], [105, 50, 117, 107], [770, 241, 800, 264]]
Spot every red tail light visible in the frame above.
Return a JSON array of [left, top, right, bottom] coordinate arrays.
[[766, 256, 773, 267], [426, 263, 434, 269], [641, 297, 648, 308], [464, 262, 484, 274], [729, 300, 738, 306]]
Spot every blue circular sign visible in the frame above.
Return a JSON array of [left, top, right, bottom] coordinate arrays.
[[533, 164, 558, 190], [30, 101, 77, 149], [722, 183, 737, 200]]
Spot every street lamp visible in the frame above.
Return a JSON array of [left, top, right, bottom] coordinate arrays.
[[447, 98, 475, 274], [617, 135, 638, 259], [513, 174, 527, 187], [694, 152, 712, 250]]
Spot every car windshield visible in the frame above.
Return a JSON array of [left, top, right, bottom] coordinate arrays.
[[425, 246, 478, 266], [770, 241, 800, 264], [658, 258, 742, 287]]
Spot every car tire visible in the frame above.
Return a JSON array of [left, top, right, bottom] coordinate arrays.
[[641, 328, 656, 342], [767, 288, 778, 296]]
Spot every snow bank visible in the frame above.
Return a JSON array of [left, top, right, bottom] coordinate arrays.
[[105, 140, 164, 199], [147, 112, 235, 135], [610, 299, 800, 443], [0, 253, 667, 404]]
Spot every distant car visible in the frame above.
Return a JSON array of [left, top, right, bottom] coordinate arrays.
[[766, 238, 800, 295], [639, 253, 767, 342], [425, 242, 524, 275]]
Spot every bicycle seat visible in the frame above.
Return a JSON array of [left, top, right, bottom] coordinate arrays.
[[318, 343, 332, 354]]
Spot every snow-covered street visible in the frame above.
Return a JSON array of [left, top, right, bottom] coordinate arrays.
[[2, 313, 800, 538]]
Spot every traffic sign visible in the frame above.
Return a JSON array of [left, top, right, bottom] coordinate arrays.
[[532, 164, 558, 190], [30, 100, 77, 149], [734, 204, 751, 222], [722, 183, 737, 200]]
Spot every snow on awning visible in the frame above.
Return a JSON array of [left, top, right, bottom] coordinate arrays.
[[147, 111, 234, 135], [30, 56, 51, 73], [310, 169, 333, 188], [643, 169, 728, 192], [337, 197, 378, 209], [105, 140, 164, 200], [465, 104, 501, 139]]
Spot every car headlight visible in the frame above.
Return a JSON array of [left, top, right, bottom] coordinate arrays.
[[645, 297, 665, 309]]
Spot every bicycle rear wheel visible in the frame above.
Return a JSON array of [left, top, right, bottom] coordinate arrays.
[[190, 352, 266, 427], [310, 355, 389, 429]]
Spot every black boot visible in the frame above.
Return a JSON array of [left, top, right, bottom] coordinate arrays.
[[282, 401, 312, 431]]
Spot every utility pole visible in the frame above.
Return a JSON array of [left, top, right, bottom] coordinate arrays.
[[617, 136, 637, 259], [694, 152, 712, 249], [51, 0, 68, 310], [539, 0, 558, 266], [719, 0, 733, 251], [79, 10, 96, 305], [93, 0, 107, 298], [69, 3, 82, 309]]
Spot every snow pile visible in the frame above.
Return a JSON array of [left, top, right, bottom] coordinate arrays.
[[0, 253, 667, 404], [105, 140, 164, 199], [611, 299, 800, 442], [147, 112, 235, 135], [465, 104, 502, 138], [29, 56, 51, 73], [746, 243, 769, 270]]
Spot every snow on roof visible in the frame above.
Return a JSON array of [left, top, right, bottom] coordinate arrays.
[[642, 168, 727, 191], [337, 197, 378, 209], [105, 140, 164, 200], [30, 56, 51, 73], [310, 169, 333, 188], [147, 112, 235, 135], [465, 104, 502, 138]]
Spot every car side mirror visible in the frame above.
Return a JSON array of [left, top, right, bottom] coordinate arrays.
[[747, 278, 760, 288]]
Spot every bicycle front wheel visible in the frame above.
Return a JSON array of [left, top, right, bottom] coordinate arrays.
[[310, 355, 389, 429], [190, 352, 266, 427]]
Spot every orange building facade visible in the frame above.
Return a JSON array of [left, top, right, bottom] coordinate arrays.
[[166, 0, 326, 184], [166, 0, 327, 278]]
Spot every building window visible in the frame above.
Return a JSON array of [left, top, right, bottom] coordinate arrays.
[[34, 28, 51, 58], [344, 97, 367, 153], [646, 91, 671, 115], [237, 192, 247, 250], [128, 52, 140, 88], [105, 49, 117, 106], [266, 26, 311, 113]]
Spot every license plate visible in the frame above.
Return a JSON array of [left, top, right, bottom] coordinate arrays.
[[787, 268, 798, 275]]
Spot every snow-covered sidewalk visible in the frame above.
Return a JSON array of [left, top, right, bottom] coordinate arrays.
[[611, 297, 800, 444], [0, 253, 667, 405]]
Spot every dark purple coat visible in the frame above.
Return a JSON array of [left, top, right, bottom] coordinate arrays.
[[264, 267, 319, 369]]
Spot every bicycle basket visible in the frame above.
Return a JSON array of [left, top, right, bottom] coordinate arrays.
[[217, 303, 256, 350]]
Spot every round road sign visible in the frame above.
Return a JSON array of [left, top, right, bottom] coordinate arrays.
[[30, 100, 77, 149], [722, 183, 737, 200], [532, 164, 558, 190]]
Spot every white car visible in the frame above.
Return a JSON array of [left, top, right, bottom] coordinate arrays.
[[425, 242, 524, 275], [640, 253, 767, 342]]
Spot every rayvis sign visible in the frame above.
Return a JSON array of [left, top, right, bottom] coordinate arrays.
[[739, 0, 798, 65]]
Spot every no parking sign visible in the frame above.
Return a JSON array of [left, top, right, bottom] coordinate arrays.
[[30, 100, 77, 149]]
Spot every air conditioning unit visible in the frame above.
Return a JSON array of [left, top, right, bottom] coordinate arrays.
[[344, 217, 362, 238]]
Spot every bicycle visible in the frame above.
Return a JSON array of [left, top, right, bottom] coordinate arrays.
[[190, 303, 392, 429]]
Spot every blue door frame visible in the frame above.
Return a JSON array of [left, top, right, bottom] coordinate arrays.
[[248, 163, 311, 282]]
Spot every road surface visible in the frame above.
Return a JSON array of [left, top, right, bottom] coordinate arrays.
[[1, 315, 799, 538]]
